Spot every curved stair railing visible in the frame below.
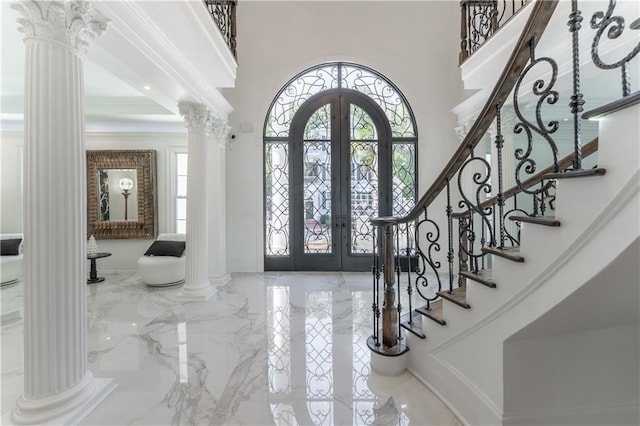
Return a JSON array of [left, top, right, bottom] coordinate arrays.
[[459, 0, 531, 63], [368, 0, 640, 357]]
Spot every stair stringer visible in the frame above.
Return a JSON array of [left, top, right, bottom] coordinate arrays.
[[406, 105, 640, 425]]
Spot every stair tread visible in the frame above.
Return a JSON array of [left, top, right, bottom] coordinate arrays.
[[437, 287, 471, 309], [415, 300, 447, 326], [545, 168, 606, 179], [460, 269, 496, 288], [401, 311, 426, 339], [483, 246, 525, 262], [509, 215, 561, 227]]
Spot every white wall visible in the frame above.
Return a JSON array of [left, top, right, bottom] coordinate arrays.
[[0, 130, 188, 271], [0, 132, 23, 233], [223, 0, 464, 272], [85, 132, 187, 271], [503, 323, 640, 426]]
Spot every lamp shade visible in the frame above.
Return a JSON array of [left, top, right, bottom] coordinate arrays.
[[119, 177, 134, 191]]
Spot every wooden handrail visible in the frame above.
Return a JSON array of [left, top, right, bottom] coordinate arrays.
[[372, 0, 558, 227]]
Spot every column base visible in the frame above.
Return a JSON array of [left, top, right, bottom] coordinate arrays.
[[9, 373, 116, 425], [174, 282, 216, 301], [209, 273, 231, 286]]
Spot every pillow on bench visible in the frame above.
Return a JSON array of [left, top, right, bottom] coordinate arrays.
[[1, 238, 22, 256], [144, 240, 185, 257]]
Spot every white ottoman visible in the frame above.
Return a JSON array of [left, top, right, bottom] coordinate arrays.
[[138, 233, 185, 287], [1, 234, 23, 286]]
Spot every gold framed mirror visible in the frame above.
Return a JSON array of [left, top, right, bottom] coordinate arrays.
[[87, 150, 157, 239]]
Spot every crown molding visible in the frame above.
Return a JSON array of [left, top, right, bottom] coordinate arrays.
[[89, 0, 235, 118]]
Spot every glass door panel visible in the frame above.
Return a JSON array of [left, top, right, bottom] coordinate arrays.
[[303, 105, 333, 254], [349, 105, 379, 255], [265, 142, 291, 257]]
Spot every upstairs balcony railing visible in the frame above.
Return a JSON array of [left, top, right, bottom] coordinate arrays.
[[205, 0, 237, 59], [369, 0, 640, 357], [459, 0, 530, 64]]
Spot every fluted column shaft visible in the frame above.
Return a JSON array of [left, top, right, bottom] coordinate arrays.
[[11, 1, 114, 424], [23, 30, 88, 400], [177, 102, 215, 301], [208, 118, 230, 284]]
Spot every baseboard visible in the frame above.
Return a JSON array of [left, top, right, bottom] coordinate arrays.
[[502, 401, 639, 425]]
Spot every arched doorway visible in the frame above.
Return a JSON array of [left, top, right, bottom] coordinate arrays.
[[264, 63, 418, 271]]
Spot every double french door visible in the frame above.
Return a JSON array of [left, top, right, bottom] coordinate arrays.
[[267, 90, 392, 271]]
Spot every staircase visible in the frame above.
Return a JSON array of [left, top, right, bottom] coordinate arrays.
[[367, 1, 640, 424]]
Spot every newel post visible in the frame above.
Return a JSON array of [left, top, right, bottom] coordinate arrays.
[[459, 1, 470, 64], [382, 224, 398, 348]]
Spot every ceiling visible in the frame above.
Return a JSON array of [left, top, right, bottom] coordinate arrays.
[[1, 1, 236, 133]]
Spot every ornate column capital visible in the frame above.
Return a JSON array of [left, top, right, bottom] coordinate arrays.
[[210, 116, 232, 148], [12, 1, 109, 54], [178, 102, 211, 133], [455, 119, 474, 142]]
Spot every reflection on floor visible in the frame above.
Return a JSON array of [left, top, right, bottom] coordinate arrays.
[[1, 272, 461, 425]]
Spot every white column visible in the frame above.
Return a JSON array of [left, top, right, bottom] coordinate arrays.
[[10, 1, 115, 424], [176, 102, 216, 301], [207, 117, 231, 285]]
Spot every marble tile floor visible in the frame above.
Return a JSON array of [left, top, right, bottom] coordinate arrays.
[[1, 272, 461, 425]]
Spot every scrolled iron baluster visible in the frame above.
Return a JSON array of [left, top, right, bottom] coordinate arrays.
[[457, 214, 470, 288], [457, 145, 495, 270], [414, 207, 443, 303], [591, 0, 640, 97], [513, 36, 560, 208], [503, 193, 528, 245]]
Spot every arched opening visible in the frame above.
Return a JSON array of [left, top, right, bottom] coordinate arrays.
[[264, 62, 418, 271]]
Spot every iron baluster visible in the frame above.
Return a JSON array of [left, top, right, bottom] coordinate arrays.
[[539, 180, 547, 216], [481, 212, 486, 270], [513, 35, 559, 202], [492, 205, 497, 249], [591, 0, 640, 98], [495, 103, 507, 248], [458, 214, 470, 289], [446, 180, 455, 291], [568, 0, 585, 170], [413, 206, 443, 305], [457, 143, 494, 272], [405, 223, 414, 326], [396, 224, 402, 343]]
